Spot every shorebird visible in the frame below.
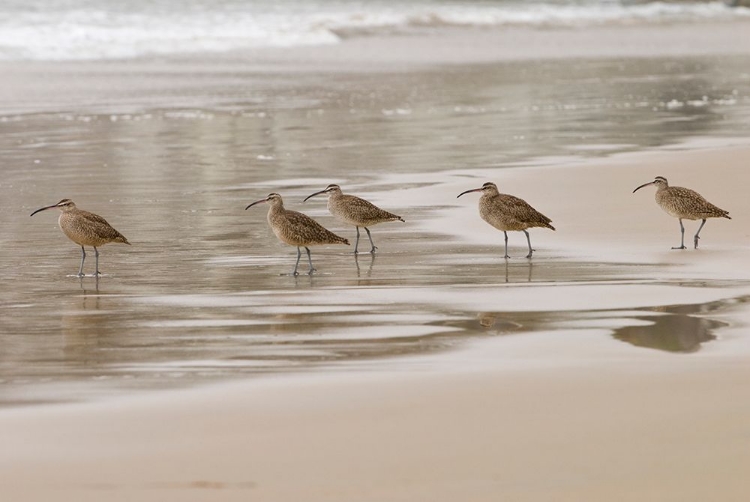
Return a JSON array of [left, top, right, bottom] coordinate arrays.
[[633, 176, 730, 249], [303, 184, 404, 254], [30, 199, 130, 276], [457, 182, 555, 259], [246, 193, 350, 275]]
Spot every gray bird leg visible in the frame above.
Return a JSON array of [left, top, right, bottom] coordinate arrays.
[[672, 219, 687, 249], [503, 231, 510, 259], [523, 230, 533, 259], [305, 246, 316, 275], [292, 247, 302, 275], [77, 246, 86, 277], [354, 227, 361, 255], [694, 219, 707, 249], [364, 227, 377, 254], [94, 247, 101, 276]]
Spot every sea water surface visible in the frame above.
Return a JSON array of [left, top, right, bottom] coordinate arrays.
[[1, 0, 749, 60]]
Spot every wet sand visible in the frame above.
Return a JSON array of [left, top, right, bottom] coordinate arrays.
[[2, 19, 750, 501], [3, 142, 750, 500]]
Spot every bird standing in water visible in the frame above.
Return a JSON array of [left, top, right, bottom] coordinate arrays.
[[457, 182, 555, 259], [30, 198, 130, 276], [246, 193, 349, 275], [304, 184, 404, 254], [633, 176, 730, 249]]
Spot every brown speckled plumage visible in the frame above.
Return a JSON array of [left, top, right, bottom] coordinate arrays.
[[246, 193, 349, 275], [654, 186, 729, 220], [30, 198, 130, 276], [304, 184, 404, 254], [458, 182, 554, 259], [633, 176, 730, 249], [58, 207, 130, 247]]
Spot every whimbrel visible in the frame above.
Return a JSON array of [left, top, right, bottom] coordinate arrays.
[[457, 182, 555, 259], [303, 184, 404, 254], [30, 199, 130, 276], [246, 193, 350, 275], [633, 176, 730, 249]]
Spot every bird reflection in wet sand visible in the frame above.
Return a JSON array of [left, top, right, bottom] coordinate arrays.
[[63, 282, 107, 359], [477, 313, 523, 332], [79, 275, 100, 293], [503, 261, 533, 283], [612, 313, 724, 353], [354, 253, 376, 278], [30, 199, 130, 277]]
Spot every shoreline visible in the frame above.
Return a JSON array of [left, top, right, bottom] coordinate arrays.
[[3, 141, 750, 500]]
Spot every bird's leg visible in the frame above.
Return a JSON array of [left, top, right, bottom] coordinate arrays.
[[523, 230, 533, 259], [503, 231, 510, 259], [672, 219, 687, 250], [77, 246, 86, 277], [694, 219, 707, 249], [292, 247, 302, 276], [365, 227, 377, 254], [93, 247, 101, 276], [354, 227, 361, 255], [305, 247, 316, 275]]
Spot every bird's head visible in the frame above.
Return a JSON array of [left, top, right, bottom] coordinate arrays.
[[457, 182, 498, 198], [30, 198, 76, 217], [633, 176, 668, 193], [303, 184, 342, 202], [246, 193, 283, 210]]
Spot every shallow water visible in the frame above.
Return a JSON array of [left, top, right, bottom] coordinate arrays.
[[1, 52, 749, 406]]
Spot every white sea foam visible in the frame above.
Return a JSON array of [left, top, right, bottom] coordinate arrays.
[[1, 1, 748, 61]]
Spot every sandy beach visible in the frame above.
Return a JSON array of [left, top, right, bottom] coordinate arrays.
[[1, 12, 750, 502]]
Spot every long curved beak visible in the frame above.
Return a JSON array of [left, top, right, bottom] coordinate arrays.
[[30, 204, 57, 217], [303, 189, 327, 202], [245, 199, 267, 210], [632, 181, 654, 194], [457, 187, 483, 198]]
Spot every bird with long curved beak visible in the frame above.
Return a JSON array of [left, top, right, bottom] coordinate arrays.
[[633, 176, 730, 249], [457, 182, 555, 259], [30, 199, 130, 277], [246, 193, 349, 275], [303, 184, 404, 254]]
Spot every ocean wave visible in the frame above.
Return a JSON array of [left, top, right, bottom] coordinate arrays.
[[0, 1, 748, 61]]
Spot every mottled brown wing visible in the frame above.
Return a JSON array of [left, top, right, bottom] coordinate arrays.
[[498, 194, 555, 230], [277, 210, 349, 246], [668, 187, 730, 219], [78, 210, 130, 243], [340, 194, 404, 225]]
